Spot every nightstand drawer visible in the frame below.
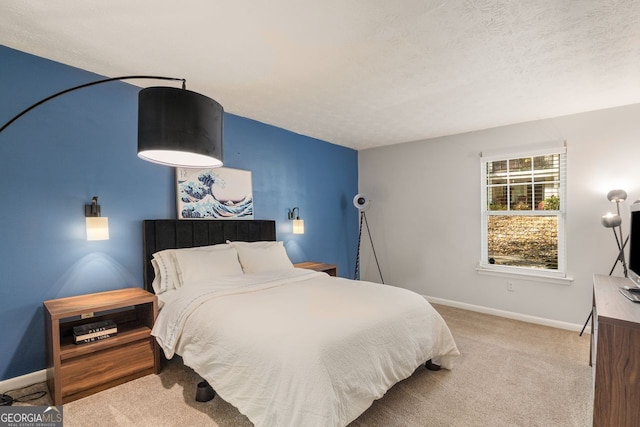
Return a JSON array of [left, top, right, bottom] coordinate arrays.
[[60, 339, 154, 398]]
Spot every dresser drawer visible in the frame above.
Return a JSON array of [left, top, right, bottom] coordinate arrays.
[[60, 339, 154, 397]]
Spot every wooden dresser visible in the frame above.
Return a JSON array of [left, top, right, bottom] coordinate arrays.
[[592, 274, 640, 426]]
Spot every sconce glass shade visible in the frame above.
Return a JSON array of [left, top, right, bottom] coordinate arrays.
[[86, 217, 109, 240], [293, 219, 305, 234], [138, 87, 224, 168], [607, 189, 628, 203], [601, 213, 622, 228]]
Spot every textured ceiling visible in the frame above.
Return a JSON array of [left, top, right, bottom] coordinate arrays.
[[1, 0, 639, 150]]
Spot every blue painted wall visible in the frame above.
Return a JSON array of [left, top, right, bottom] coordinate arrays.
[[0, 45, 358, 381]]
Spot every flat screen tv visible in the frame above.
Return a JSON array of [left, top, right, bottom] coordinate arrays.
[[627, 202, 640, 288]]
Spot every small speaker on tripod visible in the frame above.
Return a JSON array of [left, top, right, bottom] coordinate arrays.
[[353, 193, 370, 211], [353, 193, 384, 283]]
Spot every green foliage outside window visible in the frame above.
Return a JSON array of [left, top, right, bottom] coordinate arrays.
[[541, 195, 559, 210]]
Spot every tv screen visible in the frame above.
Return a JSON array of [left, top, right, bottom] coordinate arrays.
[[628, 204, 640, 288]]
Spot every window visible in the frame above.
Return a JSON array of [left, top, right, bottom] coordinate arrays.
[[480, 143, 566, 277]]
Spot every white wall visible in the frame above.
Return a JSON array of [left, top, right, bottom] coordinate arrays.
[[358, 103, 640, 325]]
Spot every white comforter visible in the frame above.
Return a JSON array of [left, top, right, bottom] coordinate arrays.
[[152, 269, 459, 427]]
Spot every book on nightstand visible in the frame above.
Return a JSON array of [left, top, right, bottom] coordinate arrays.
[[73, 319, 118, 344]]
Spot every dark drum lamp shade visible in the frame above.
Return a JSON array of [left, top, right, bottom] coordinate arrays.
[[138, 87, 224, 168]]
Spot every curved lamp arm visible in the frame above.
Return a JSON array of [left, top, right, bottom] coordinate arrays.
[[0, 75, 185, 134]]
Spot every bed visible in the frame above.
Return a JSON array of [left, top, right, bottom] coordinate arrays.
[[143, 219, 459, 427]]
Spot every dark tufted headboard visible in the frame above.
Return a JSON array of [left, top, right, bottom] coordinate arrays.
[[142, 219, 276, 293]]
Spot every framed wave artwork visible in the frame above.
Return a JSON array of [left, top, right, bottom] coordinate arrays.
[[176, 167, 254, 219]]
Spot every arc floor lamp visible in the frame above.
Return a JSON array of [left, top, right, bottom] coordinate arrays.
[[0, 75, 224, 168], [0, 75, 227, 404]]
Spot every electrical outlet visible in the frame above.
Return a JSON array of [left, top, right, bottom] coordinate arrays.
[[507, 282, 514, 292]]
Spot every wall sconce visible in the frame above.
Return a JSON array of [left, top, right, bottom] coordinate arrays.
[[288, 207, 304, 234], [85, 196, 109, 241]]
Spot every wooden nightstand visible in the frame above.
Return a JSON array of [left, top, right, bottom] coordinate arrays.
[[43, 288, 159, 405], [294, 261, 338, 277]]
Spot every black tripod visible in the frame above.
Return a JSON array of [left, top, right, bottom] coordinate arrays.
[[353, 210, 384, 284]]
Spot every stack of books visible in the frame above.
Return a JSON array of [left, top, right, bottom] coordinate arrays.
[[73, 319, 118, 344]]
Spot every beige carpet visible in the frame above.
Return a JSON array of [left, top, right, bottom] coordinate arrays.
[[16, 304, 593, 426]]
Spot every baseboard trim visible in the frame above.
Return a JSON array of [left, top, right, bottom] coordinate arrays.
[[0, 369, 46, 394], [425, 295, 588, 333]]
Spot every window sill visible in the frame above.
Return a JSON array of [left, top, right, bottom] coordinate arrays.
[[475, 265, 574, 285]]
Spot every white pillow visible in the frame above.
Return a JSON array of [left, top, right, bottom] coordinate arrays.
[[235, 243, 294, 274], [151, 243, 230, 293], [174, 247, 244, 286], [150, 258, 164, 295], [151, 250, 180, 294], [172, 244, 239, 287]]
